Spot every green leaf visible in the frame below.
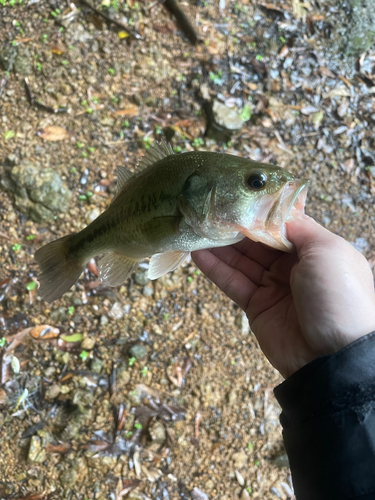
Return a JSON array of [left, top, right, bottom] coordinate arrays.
[[0, 338, 6, 347], [79, 350, 88, 361], [240, 104, 251, 122], [4, 130, 15, 140], [60, 333, 83, 342], [12, 243, 22, 252], [26, 281, 37, 291], [134, 422, 142, 430]]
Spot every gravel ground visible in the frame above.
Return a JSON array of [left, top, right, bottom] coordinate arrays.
[[0, 0, 374, 498]]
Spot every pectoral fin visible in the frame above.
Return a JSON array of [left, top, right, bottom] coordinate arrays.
[[99, 252, 140, 286], [148, 251, 190, 280]]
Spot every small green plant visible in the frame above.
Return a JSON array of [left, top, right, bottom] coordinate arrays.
[[12, 243, 21, 252], [68, 306, 75, 315], [108, 68, 115, 75], [4, 130, 15, 140], [35, 62, 42, 71], [240, 104, 251, 122], [134, 422, 142, 430], [209, 70, 223, 85], [164, 313, 169, 320], [92, 97, 99, 104], [70, 167, 77, 173], [143, 137, 151, 149], [76, 141, 84, 148], [88, 147, 95, 153], [42, 33, 48, 41], [111, 95, 119, 103], [173, 145, 182, 153], [155, 125, 162, 135], [192, 137, 204, 147], [141, 366, 148, 376], [231, 359, 236, 365], [125, 431, 133, 437], [187, 276, 193, 283], [26, 281, 37, 291], [79, 350, 89, 361], [81, 100, 88, 106], [86, 108, 93, 114], [26, 234, 35, 240], [61, 60, 69, 66], [255, 54, 263, 61], [247, 442, 253, 451], [279, 36, 285, 43], [81, 152, 87, 158], [246, 486, 252, 494], [78, 194, 87, 201], [128, 357, 136, 366], [0, 338, 6, 348], [122, 120, 129, 128], [86, 191, 93, 198]]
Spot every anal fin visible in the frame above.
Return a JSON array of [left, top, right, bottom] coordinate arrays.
[[148, 251, 190, 280], [99, 252, 140, 286]]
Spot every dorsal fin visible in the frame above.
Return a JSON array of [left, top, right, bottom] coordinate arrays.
[[136, 141, 174, 172], [116, 166, 132, 189]]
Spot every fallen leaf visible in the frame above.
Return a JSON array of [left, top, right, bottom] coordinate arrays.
[[60, 333, 83, 342], [38, 126, 70, 141], [115, 107, 139, 117]]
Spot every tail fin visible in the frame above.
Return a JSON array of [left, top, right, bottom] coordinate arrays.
[[34, 235, 85, 303]]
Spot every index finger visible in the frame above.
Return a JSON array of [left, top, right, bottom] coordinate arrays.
[[192, 248, 258, 311]]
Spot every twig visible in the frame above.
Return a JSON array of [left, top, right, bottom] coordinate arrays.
[[163, 0, 199, 44], [78, 0, 142, 39]]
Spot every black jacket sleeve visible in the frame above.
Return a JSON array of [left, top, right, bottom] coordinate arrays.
[[274, 331, 375, 500]]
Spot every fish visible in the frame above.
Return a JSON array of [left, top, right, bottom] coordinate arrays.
[[35, 141, 309, 302]]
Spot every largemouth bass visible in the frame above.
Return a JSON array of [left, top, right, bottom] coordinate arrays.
[[35, 142, 308, 302]]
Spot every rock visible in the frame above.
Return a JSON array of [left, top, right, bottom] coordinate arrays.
[[205, 100, 246, 142], [45, 384, 61, 399], [149, 421, 166, 443], [116, 364, 131, 388], [0, 45, 17, 72], [28, 436, 45, 463], [81, 337, 96, 350], [128, 343, 148, 360], [232, 451, 247, 469], [100, 315, 109, 326], [59, 468, 78, 489], [85, 208, 100, 224], [191, 488, 209, 500], [272, 453, 290, 468], [134, 270, 149, 286], [1, 161, 72, 222], [90, 358, 103, 373], [50, 307, 67, 323], [108, 302, 124, 320], [65, 22, 91, 44], [72, 388, 94, 406], [143, 285, 153, 297], [13, 46, 33, 75]]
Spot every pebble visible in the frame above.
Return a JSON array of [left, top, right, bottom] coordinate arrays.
[[90, 358, 103, 373], [45, 384, 61, 399], [128, 343, 148, 360], [100, 315, 109, 326], [134, 270, 149, 286], [81, 337, 96, 350], [232, 451, 247, 469], [85, 208, 100, 224], [108, 302, 124, 320], [142, 285, 153, 297]]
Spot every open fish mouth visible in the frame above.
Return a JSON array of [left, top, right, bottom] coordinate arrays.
[[265, 179, 309, 250], [240, 179, 309, 251]]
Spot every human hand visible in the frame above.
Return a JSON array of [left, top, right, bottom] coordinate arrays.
[[192, 214, 375, 378]]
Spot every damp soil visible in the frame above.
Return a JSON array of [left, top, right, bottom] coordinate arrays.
[[0, 0, 374, 499]]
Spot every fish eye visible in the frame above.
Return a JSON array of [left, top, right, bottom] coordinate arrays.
[[247, 172, 268, 190]]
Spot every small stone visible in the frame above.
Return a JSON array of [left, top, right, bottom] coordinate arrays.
[[54, 351, 70, 364], [149, 421, 166, 443], [45, 384, 61, 400], [232, 451, 247, 469], [85, 208, 100, 224], [134, 270, 149, 286], [142, 285, 153, 297], [100, 315, 109, 326], [191, 488, 209, 500], [129, 343, 148, 360], [72, 388, 94, 406], [28, 436, 45, 463], [116, 365, 131, 388], [80, 337, 96, 350], [59, 468, 78, 489], [108, 302, 124, 320], [205, 100, 246, 142], [90, 358, 103, 373], [272, 453, 290, 468]]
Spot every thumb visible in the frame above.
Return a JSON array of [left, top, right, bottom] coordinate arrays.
[[286, 214, 340, 256]]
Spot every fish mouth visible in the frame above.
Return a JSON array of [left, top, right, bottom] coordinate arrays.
[[240, 179, 309, 251]]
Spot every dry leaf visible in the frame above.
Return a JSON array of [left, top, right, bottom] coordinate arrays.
[[115, 107, 139, 117], [38, 126, 70, 141]]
